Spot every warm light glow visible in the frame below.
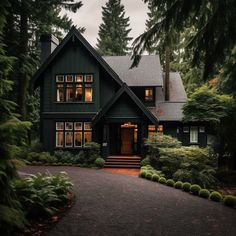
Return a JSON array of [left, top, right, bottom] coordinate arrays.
[[56, 132, 64, 147], [145, 88, 153, 101], [121, 122, 137, 128], [57, 84, 64, 102], [85, 87, 92, 102], [66, 85, 73, 102], [158, 125, 163, 132]]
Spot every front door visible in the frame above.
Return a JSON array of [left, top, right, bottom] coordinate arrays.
[[120, 128, 133, 155]]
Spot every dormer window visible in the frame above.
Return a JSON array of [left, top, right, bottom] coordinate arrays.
[[56, 74, 93, 103], [145, 88, 153, 101]]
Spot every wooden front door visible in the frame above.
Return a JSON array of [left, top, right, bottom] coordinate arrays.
[[121, 128, 133, 155]]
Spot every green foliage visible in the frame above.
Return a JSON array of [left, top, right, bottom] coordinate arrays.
[[94, 158, 105, 168], [141, 157, 150, 166], [13, 172, 73, 218], [166, 179, 175, 187], [96, 0, 132, 55], [215, 169, 236, 185], [182, 182, 191, 192], [84, 142, 101, 165], [174, 181, 183, 189], [158, 177, 166, 185], [183, 85, 232, 124], [146, 173, 152, 180], [223, 195, 236, 208], [209, 191, 222, 202], [190, 184, 201, 195], [199, 189, 210, 199], [140, 171, 147, 178], [152, 174, 160, 182]]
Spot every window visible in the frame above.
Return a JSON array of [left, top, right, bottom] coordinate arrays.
[[55, 74, 93, 102], [199, 126, 205, 133], [190, 126, 198, 143], [55, 121, 92, 148], [183, 127, 189, 133], [145, 88, 153, 101], [148, 125, 157, 139]]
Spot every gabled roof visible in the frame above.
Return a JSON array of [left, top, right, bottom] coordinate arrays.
[[103, 55, 163, 87], [93, 84, 159, 125], [30, 26, 123, 89]]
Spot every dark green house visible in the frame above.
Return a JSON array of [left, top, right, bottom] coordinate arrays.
[[31, 27, 209, 158]]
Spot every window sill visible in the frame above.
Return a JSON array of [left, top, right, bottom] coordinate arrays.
[[54, 102, 94, 104], [55, 146, 92, 149]]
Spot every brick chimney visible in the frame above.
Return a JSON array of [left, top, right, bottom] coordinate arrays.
[[40, 34, 59, 63], [164, 46, 170, 101]]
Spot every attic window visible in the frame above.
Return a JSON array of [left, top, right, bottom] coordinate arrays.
[[145, 88, 153, 101]]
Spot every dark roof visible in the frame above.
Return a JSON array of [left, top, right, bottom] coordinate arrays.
[[103, 55, 163, 87], [149, 102, 186, 121], [93, 84, 158, 125], [30, 26, 123, 89]]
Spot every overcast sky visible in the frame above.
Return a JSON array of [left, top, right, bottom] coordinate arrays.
[[63, 0, 148, 47]]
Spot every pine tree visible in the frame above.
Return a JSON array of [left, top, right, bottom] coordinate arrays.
[[97, 0, 132, 56]]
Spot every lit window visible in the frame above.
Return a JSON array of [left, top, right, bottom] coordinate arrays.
[[85, 75, 93, 82], [84, 132, 92, 144], [65, 132, 73, 147], [157, 125, 163, 133], [145, 88, 153, 101], [148, 125, 157, 139], [183, 127, 189, 133], [84, 122, 92, 130], [57, 84, 64, 102], [66, 84, 73, 102], [66, 75, 73, 82], [74, 132, 82, 147], [56, 75, 64, 82], [65, 122, 73, 130], [75, 84, 83, 101], [56, 132, 64, 147], [74, 122, 82, 130], [56, 122, 64, 130], [75, 75, 83, 82], [85, 85, 92, 102], [199, 127, 205, 133], [190, 126, 198, 143]]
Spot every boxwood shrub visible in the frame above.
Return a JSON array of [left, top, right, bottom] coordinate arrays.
[[166, 179, 175, 187], [182, 182, 191, 192], [140, 171, 147, 178], [223, 195, 236, 208], [199, 189, 210, 199], [209, 191, 222, 202], [94, 158, 105, 168], [159, 177, 167, 185], [152, 174, 160, 182], [174, 181, 183, 189], [190, 184, 201, 195], [146, 173, 152, 180]]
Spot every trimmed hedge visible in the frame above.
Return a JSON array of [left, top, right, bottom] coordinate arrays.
[[146, 173, 152, 180], [209, 191, 222, 202], [159, 177, 167, 185], [140, 171, 147, 178], [199, 189, 210, 199], [223, 195, 236, 208], [182, 182, 191, 192], [152, 174, 160, 182], [190, 184, 201, 195], [174, 181, 183, 189], [166, 179, 175, 187]]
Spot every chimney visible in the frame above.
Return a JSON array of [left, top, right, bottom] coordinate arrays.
[[40, 34, 59, 63], [164, 46, 170, 101]]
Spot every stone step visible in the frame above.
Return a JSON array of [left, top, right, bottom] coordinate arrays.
[[104, 164, 140, 169]]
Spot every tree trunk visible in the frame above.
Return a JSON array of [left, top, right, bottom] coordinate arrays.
[[165, 46, 170, 101]]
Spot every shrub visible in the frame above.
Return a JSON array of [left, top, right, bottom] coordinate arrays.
[[159, 177, 167, 185], [94, 158, 105, 168], [152, 174, 160, 182], [140, 171, 147, 178], [223, 195, 236, 208], [216, 169, 236, 185], [141, 157, 150, 166], [182, 182, 191, 192], [190, 184, 201, 195], [174, 181, 183, 189], [209, 191, 222, 202], [84, 142, 101, 164], [199, 189, 210, 198], [146, 173, 152, 180], [166, 179, 175, 187]]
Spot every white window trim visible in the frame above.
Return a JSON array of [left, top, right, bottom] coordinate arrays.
[[56, 132, 64, 147], [65, 131, 73, 147], [190, 126, 198, 144], [74, 132, 82, 147]]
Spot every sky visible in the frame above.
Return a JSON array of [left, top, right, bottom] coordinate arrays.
[[63, 0, 148, 47]]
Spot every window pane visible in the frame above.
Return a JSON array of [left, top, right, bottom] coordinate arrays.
[[190, 127, 198, 143], [65, 122, 73, 130], [85, 75, 93, 82], [57, 84, 64, 102], [148, 125, 156, 131], [85, 87, 92, 102], [75, 84, 83, 101], [66, 84, 73, 102], [65, 132, 73, 147], [84, 122, 92, 130], [66, 75, 73, 82], [75, 75, 83, 82], [183, 127, 189, 133], [84, 132, 92, 144], [56, 75, 64, 82], [74, 122, 82, 130], [158, 125, 163, 133], [74, 132, 82, 147], [145, 88, 153, 101], [56, 122, 64, 130], [56, 132, 64, 147]]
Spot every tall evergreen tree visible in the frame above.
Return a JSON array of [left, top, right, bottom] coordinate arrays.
[[96, 0, 132, 56]]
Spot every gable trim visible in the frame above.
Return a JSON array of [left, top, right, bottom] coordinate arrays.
[[30, 26, 123, 89], [92, 83, 159, 125]]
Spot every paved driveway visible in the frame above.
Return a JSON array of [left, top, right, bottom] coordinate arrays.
[[19, 166, 236, 236]]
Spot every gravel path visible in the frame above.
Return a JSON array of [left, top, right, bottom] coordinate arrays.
[[19, 166, 236, 236]]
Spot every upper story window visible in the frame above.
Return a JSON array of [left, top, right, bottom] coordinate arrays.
[[145, 88, 153, 101], [190, 126, 198, 143], [56, 74, 93, 103]]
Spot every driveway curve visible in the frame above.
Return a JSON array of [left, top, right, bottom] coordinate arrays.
[[20, 166, 236, 236]]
